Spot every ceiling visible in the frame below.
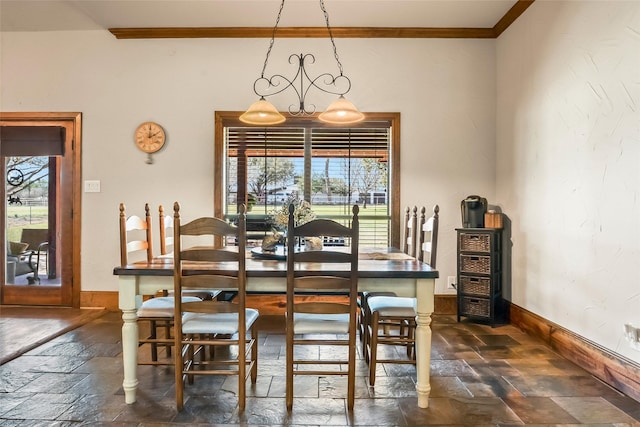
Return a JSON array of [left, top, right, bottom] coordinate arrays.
[[0, 0, 520, 33]]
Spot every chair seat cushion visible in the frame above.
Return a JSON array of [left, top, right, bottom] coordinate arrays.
[[358, 291, 397, 307], [181, 309, 259, 335], [137, 296, 201, 318], [293, 313, 350, 334], [368, 296, 416, 317]]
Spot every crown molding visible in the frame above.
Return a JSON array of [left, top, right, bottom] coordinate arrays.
[[110, 26, 496, 39], [110, 0, 535, 40]]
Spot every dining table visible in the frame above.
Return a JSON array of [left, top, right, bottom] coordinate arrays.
[[113, 246, 438, 408]]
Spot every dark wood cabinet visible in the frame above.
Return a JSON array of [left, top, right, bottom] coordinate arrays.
[[456, 228, 505, 326]]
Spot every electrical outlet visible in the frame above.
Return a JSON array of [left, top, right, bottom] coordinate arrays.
[[447, 276, 456, 290]]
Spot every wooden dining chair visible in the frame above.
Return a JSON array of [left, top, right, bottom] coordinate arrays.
[[285, 203, 359, 411], [364, 204, 439, 386], [357, 206, 417, 343], [119, 202, 201, 366], [173, 202, 258, 411], [360, 204, 435, 343]]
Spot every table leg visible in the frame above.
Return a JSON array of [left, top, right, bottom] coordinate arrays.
[[415, 278, 435, 408], [119, 276, 140, 404]]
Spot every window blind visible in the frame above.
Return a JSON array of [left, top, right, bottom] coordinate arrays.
[[225, 125, 391, 246]]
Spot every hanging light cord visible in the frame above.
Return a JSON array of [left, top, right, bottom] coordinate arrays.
[[260, 0, 285, 79], [260, 0, 344, 78], [319, 0, 344, 77]]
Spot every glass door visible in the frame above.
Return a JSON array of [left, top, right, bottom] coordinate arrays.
[[1, 115, 80, 307]]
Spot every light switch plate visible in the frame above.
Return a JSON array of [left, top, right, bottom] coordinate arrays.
[[84, 180, 101, 193]]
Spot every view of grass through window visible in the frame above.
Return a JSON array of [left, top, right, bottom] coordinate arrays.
[[224, 126, 392, 247]]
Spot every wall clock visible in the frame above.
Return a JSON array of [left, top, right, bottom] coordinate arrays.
[[134, 121, 166, 164]]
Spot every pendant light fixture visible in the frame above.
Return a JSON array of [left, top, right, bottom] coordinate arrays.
[[239, 0, 364, 126]]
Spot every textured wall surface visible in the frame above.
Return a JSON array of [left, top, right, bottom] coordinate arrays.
[[1, 32, 495, 295], [496, 1, 640, 362]]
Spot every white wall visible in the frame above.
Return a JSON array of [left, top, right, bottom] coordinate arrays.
[[1, 31, 495, 295], [496, 1, 640, 363]]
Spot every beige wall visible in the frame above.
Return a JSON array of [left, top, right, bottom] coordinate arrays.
[[1, 31, 495, 296], [496, 1, 640, 363]]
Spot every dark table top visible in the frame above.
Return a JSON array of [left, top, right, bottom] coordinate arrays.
[[113, 246, 438, 280]]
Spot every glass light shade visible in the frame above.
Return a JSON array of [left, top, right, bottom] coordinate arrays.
[[239, 98, 286, 125], [318, 96, 365, 124]]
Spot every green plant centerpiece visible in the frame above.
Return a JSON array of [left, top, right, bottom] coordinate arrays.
[[261, 195, 316, 252]]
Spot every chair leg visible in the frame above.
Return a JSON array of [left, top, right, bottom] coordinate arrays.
[[188, 339, 197, 384], [361, 304, 368, 350], [250, 325, 258, 383], [175, 339, 185, 411], [368, 311, 379, 386], [363, 305, 371, 364], [149, 320, 158, 361], [238, 332, 246, 412], [347, 331, 356, 411], [357, 293, 365, 342], [285, 324, 293, 411], [164, 321, 172, 357], [357, 304, 363, 341]]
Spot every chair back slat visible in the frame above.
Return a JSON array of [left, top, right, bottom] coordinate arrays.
[[180, 247, 241, 263], [125, 215, 147, 230], [293, 302, 350, 315], [181, 274, 238, 290], [293, 276, 351, 291], [293, 219, 352, 238], [292, 250, 352, 264], [182, 300, 238, 314], [180, 216, 237, 237], [126, 240, 149, 254]]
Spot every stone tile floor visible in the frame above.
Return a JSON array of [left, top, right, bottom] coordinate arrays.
[[1, 311, 640, 426]]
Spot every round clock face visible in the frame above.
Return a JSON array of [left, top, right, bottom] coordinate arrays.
[[134, 122, 166, 154]]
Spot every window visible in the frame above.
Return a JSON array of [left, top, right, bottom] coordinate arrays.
[[214, 112, 401, 247]]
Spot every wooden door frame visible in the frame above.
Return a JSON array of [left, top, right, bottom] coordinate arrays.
[[1, 112, 82, 307]]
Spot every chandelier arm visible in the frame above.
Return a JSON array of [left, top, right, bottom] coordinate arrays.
[[307, 73, 352, 97], [253, 74, 296, 98]]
